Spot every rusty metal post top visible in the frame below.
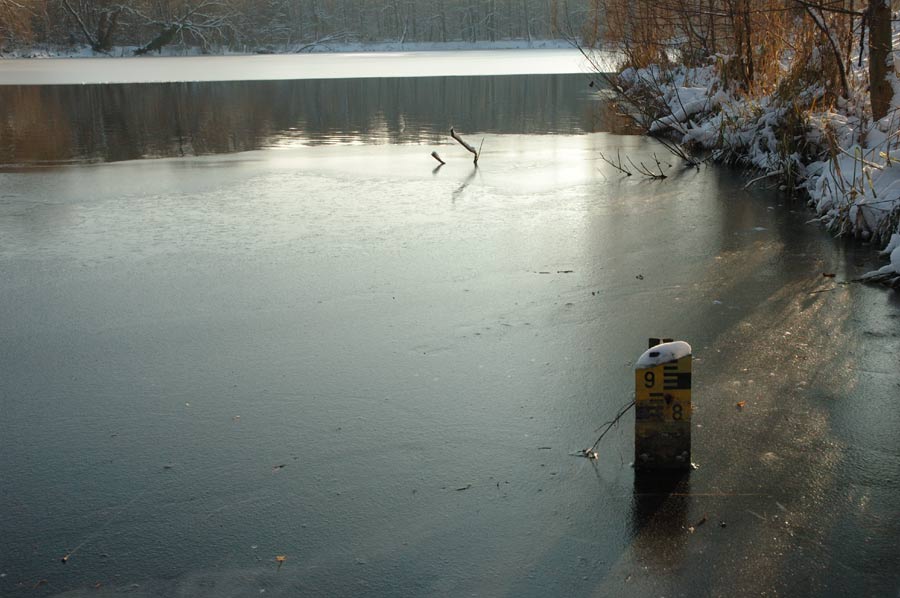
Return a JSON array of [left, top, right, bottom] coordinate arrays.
[[636, 341, 692, 369]]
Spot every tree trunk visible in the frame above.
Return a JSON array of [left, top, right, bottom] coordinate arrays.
[[488, 0, 496, 42], [311, 0, 319, 41], [94, 9, 120, 53], [134, 25, 179, 55], [522, 0, 531, 42], [869, 0, 894, 121]]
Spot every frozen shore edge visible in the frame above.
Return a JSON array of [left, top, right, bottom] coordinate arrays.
[[613, 60, 900, 286], [0, 38, 583, 60]]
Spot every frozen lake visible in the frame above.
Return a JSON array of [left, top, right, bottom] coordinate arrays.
[[0, 49, 610, 85], [1, 56, 898, 597]]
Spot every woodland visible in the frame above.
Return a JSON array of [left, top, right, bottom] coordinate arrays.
[[0, 0, 604, 53]]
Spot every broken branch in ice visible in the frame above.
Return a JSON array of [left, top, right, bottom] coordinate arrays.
[[599, 150, 669, 179], [742, 170, 784, 189], [626, 153, 668, 179], [450, 128, 480, 165], [575, 399, 635, 459], [60, 491, 146, 564], [598, 149, 633, 176]]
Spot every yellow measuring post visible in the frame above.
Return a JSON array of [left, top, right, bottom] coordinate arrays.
[[634, 339, 692, 470]]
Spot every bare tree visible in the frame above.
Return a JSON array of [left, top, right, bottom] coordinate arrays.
[[60, 0, 121, 52], [129, 2, 237, 55], [0, 0, 40, 44], [791, 0, 894, 119], [868, 0, 893, 120], [2, 0, 601, 51]]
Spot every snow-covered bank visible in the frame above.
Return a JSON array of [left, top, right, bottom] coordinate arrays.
[[613, 53, 900, 288], [0, 38, 580, 60]]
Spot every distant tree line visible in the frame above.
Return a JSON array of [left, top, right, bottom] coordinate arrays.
[[0, 0, 605, 53]]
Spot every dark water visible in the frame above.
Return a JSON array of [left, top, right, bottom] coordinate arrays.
[[0, 62, 898, 598], [0, 74, 630, 167]]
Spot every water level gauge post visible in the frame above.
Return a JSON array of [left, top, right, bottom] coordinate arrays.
[[634, 339, 692, 470]]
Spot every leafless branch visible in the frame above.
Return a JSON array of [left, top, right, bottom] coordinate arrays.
[[598, 149, 633, 176]]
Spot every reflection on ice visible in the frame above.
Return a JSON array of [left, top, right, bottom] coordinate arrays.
[[0, 73, 633, 167]]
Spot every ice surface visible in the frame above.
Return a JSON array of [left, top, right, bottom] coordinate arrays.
[[2, 122, 896, 597], [0, 48, 608, 85]]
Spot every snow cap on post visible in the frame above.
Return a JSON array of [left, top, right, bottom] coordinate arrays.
[[636, 341, 692, 368]]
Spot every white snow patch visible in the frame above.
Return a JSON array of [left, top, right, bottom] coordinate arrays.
[[881, 233, 900, 255], [636, 341, 692, 369], [650, 86, 712, 133]]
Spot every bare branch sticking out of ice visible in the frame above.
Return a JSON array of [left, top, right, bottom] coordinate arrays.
[[635, 341, 692, 369]]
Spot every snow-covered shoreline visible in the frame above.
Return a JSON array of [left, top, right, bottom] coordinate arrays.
[[612, 55, 900, 287], [0, 38, 578, 60]]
